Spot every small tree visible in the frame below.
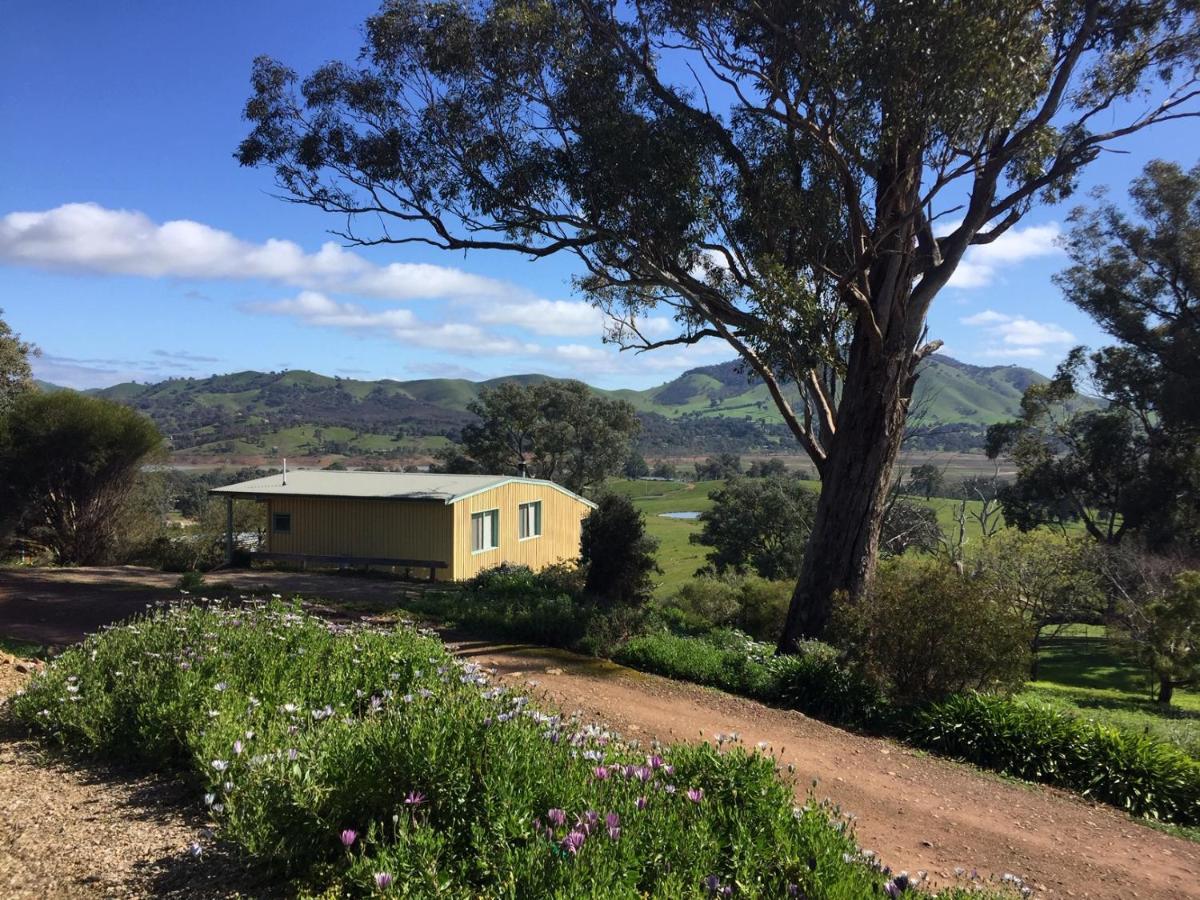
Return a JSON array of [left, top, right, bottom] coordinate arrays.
[[0, 392, 163, 564], [458, 380, 639, 494], [879, 498, 943, 558], [694, 454, 743, 481], [906, 464, 945, 500], [623, 452, 650, 479], [746, 458, 788, 479], [693, 476, 817, 580], [580, 493, 660, 607], [0, 310, 37, 412], [1114, 569, 1200, 705], [650, 460, 678, 480], [974, 531, 1105, 679]]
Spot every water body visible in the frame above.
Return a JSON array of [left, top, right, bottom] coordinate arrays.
[[658, 511, 701, 520]]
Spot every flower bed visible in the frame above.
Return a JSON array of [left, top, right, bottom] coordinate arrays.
[[4, 600, 994, 897]]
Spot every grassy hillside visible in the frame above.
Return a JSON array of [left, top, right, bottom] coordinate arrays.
[[76, 353, 1052, 461]]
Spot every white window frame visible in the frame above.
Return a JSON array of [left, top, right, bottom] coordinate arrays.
[[471, 508, 500, 554], [518, 500, 543, 541]]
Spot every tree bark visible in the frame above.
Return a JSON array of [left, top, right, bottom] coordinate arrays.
[[1157, 677, 1174, 706], [778, 332, 915, 648]]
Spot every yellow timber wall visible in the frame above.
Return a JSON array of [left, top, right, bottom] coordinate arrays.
[[452, 481, 590, 579], [264, 496, 455, 580], [263, 482, 590, 581]]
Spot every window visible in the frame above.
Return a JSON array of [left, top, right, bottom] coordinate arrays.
[[518, 501, 542, 540], [471, 509, 499, 552], [272, 512, 292, 534]]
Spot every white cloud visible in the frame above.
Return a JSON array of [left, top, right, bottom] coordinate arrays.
[[248, 291, 537, 356], [0, 202, 513, 302], [475, 298, 605, 337], [960, 308, 1074, 364], [944, 222, 1062, 289]]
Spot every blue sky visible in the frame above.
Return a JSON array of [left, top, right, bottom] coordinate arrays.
[[1, 3, 1196, 390]]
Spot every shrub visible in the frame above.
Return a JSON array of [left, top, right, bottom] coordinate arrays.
[[663, 575, 792, 642], [692, 476, 816, 580], [912, 693, 1200, 824], [615, 631, 884, 727], [833, 558, 1032, 705], [408, 564, 592, 648], [581, 493, 660, 607], [5, 600, 955, 897]]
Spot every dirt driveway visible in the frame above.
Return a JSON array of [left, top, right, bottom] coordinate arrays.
[[2, 566, 1198, 899]]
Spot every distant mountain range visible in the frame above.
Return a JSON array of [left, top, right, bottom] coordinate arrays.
[[46, 354, 1048, 461]]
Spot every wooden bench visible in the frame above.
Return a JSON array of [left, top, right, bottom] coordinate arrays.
[[249, 552, 448, 582]]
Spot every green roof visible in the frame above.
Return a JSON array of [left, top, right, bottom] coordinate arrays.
[[210, 470, 596, 507]]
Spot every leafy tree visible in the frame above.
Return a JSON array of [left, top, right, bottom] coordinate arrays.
[[694, 453, 742, 481], [992, 161, 1200, 549], [973, 531, 1105, 679], [879, 498, 943, 558], [693, 476, 818, 580], [650, 460, 678, 480], [0, 391, 163, 564], [623, 451, 650, 479], [1115, 570, 1200, 705], [454, 380, 639, 494], [239, 0, 1200, 643], [0, 309, 37, 411], [580, 493, 660, 607], [906, 464, 945, 500], [746, 457, 788, 479]]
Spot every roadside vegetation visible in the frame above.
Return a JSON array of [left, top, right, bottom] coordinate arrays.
[[5, 599, 1003, 898]]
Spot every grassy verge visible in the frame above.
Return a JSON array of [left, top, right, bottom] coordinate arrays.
[[5, 599, 1001, 897], [1016, 626, 1200, 758]]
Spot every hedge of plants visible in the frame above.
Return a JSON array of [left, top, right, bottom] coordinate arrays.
[[5, 599, 997, 898], [911, 694, 1200, 823]]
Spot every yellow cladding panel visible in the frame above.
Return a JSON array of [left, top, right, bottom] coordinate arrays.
[[265, 497, 455, 579], [452, 482, 590, 579]]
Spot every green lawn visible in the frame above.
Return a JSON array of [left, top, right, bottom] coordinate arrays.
[[1017, 625, 1200, 758], [608, 476, 1000, 597]]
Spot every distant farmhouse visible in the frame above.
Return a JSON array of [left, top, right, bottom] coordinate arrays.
[[211, 470, 596, 581]]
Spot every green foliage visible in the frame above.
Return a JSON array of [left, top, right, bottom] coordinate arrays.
[[406, 564, 592, 649], [0, 391, 163, 564], [746, 458, 789, 478], [912, 693, 1200, 824], [879, 498, 944, 558], [694, 454, 743, 480], [972, 531, 1105, 676], [7, 601, 937, 897], [833, 558, 1032, 705], [614, 631, 884, 728], [0, 309, 37, 413], [622, 452, 650, 479], [906, 464, 944, 500], [1115, 570, 1200, 705], [455, 380, 640, 494], [692, 476, 817, 579], [581, 494, 660, 608], [660, 574, 793, 643], [994, 160, 1200, 549]]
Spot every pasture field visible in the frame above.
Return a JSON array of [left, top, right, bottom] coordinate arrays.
[[1017, 625, 1200, 758]]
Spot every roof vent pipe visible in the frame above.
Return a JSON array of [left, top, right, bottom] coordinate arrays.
[[516, 460, 528, 478], [282, 458, 287, 486]]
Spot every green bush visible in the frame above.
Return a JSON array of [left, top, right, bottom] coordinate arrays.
[[5, 600, 978, 897], [661, 575, 792, 642], [912, 693, 1200, 824], [615, 631, 884, 727], [833, 558, 1032, 705], [406, 564, 592, 648]]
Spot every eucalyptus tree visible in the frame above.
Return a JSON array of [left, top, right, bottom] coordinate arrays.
[[238, 0, 1200, 645]]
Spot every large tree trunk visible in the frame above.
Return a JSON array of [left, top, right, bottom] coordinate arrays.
[[778, 335, 915, 648]]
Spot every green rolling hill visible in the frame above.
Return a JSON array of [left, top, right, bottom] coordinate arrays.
[[52, 354, 1050, 460]]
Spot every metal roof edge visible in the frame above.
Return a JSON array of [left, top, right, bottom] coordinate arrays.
[[448, 478, 598, 509]]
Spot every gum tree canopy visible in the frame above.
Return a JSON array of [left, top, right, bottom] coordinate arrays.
[[239, 0, 1200, 646]]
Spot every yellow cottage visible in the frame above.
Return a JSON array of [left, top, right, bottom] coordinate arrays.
[[210, 470, 596, 581]]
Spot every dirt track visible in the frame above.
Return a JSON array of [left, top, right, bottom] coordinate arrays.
[[2, 566, 1198, 898]]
